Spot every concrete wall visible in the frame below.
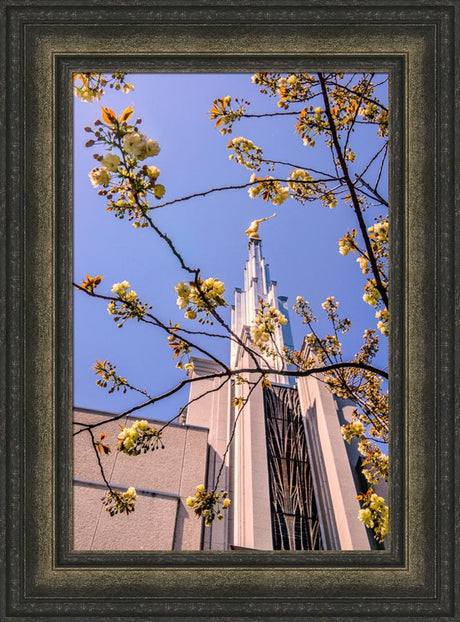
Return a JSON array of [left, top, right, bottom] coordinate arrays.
[[73, 408, 209, 551], [185, 358, 231, 550]]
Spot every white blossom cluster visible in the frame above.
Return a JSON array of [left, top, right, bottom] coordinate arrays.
[[250, 305, 288, 347], [362, 283, 380, 307], [375, 309, 388, 336], [287, 168, 316, 201], [124, 486, 137, 499], [74, 74, 133, 103], [247, 173, 260, 199], [357, 254, 369, 273], [368, 219, 388, 243], [321, 296, 338, 312], [88, 166, 111, 188], [107, 281, 151, 326], [275, 75, 312, 109], [74, 86, 102, 103], [102, 486, 137, 516], [272, 186, 290, 205], [122, 132, 160, 160], [111, 280, 134, 297], [88, 153, 122, 188], [338, 231, 357, 256], [117, 420, 163, 456], [357, 438, 389, 484], [186, 484, 231, 527], [228, 136, 263, 170], [293, 296, 316, 325], [175, 278, 226, 320], [358, 492, 388, 541], [88, 128, 160, 197], [247, 174, 290, 205], [117, 419, 150, 453], [341, 420, 365, 443]]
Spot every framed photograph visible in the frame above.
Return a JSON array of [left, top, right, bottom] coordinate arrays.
[[72, 69, 391, 554], [1, 2, 457, 619]]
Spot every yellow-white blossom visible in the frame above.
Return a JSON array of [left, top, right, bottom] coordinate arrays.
[[111, 281, 131, 296], [175, 282, 190, 298], [357, 255, 368, 273], [175, 278, 226, 319], [250, 324, 271, 344], [176, 296, 189, 310], [358, 508, 373, 527], [88, 167, 111, 188], [250, 305, 288, 347], [108, 281, 150, 326], [321, 296, 337, 311], [123, 132, 160, 160], [102, 487, 137, 516], [272, 186, 290, 206], [102, 153, 121, 172], [228, 136, 262, 169], [146, 165, 160, 179], [186, 485, 230, 526], [74, 86, 101, 103], [375, 309, 388, 336], [145, 138, 160, 157], [117, 420, 162, 456], [125, 487, 137, 499], [341, 420, 365, 443], [362, 289, 380, 306], [368, 219, 388, 242]]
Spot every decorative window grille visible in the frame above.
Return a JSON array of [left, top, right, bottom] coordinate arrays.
[[263, 385, 323, 550]]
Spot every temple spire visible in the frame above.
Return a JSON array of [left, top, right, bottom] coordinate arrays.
[[230, 238, 294, 373]]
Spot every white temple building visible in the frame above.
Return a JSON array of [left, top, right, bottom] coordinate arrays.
[[74, 237, 385, 551]]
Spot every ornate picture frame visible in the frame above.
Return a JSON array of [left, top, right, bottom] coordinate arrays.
[[1, 2, 457, 619]]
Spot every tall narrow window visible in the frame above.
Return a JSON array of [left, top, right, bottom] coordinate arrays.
[[264, 385, 323, 550]]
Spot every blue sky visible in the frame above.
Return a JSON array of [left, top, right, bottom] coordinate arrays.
[[73, 73, 388, 420]]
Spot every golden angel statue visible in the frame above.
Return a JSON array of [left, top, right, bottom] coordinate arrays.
[[245, 213, 277, 239]]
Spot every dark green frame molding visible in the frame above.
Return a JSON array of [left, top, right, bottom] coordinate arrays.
[[1, 2, 457, 620]]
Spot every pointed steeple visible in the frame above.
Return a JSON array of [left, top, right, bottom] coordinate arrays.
[[230, 238, 294, 373]]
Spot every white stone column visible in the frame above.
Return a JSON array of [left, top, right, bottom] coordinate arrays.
[[297, 373, 371, 550], [232, 376, 273, 549]]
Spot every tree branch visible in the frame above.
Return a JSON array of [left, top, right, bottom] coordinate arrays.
[[319, 73, 389, 309], [73, 356, 387, 439]]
